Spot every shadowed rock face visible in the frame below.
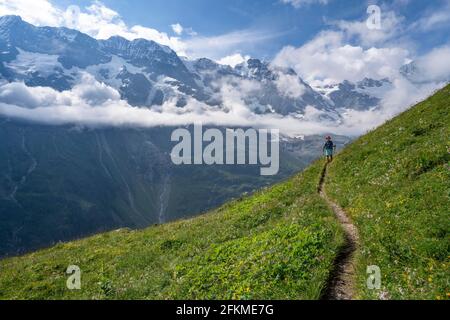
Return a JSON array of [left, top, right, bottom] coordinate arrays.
[[325, 79, 392, 111]]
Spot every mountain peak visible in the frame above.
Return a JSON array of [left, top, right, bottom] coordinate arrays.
[[106, 35, 129, 43], [194, 58, 220, 70], [0, 15, 26, 35], [130, 38, 174, 56], [235, 58, 274, 80], [101, 35, 174, 56], [357, 77, 391, 89], [0, 15, 23, 25]]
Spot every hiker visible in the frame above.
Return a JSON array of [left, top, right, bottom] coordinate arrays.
[[323, 136, 336, 163]]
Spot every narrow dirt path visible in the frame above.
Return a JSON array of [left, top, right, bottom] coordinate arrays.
[[318, 163, 359, 300]]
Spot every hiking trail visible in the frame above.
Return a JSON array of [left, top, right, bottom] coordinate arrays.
[[318, 163, 359, 300]]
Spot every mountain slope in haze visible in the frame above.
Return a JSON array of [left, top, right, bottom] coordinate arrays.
[[1, 121, 333, 258], [0, 85, 448, 300]]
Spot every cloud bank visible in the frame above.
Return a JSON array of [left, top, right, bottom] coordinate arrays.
[[272, 30, 410, 86], [0, 73, 443, 137]]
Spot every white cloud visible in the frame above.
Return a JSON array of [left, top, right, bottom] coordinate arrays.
[[332, 11, 404, 47], [0, 74, 119, 108], [1, 73, 444, 138], [171, 23, 183, 35], [71, 2, 189, 55], [270, 9, 449, 130], [413, 46, 450, 82], [216, 53, 250, 67], [184, 29, 283, 59], [340, 78, 445, 135], [273, 30, 410, 85], [281, 0, 330, 8], [0, 0, 279, 59], [0, 0, 188, 55], [0, 78, 320, 134], [0, 0, 60, 26], [0, 82, 63, 108], [274, 73, 306, 99]]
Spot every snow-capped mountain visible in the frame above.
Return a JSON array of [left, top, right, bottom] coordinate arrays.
[[400, 61, 421, 83], [0, 15, 341, 120], [0, 15, 427, 122]]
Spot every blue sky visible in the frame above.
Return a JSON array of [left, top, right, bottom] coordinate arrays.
[[47, 0, 450, 58]]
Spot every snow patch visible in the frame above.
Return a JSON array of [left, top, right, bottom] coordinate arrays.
[[6, 49, 62, 77]]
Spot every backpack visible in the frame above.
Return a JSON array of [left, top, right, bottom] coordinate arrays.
[[324, 140, 334, 149]]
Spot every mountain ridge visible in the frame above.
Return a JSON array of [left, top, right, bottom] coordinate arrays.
[[0, 14, 408, 118]]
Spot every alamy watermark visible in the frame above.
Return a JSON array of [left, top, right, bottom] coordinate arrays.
[[66, 265, 81, 290], [367, 5, 382, 30], [366, 265, 381, 290], [65, 5, 81, 29], [170, 124, 280, 176]]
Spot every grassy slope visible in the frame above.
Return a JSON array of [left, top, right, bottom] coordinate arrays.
[[326, 85, 449, 300], [0, 162, 343, 299]]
